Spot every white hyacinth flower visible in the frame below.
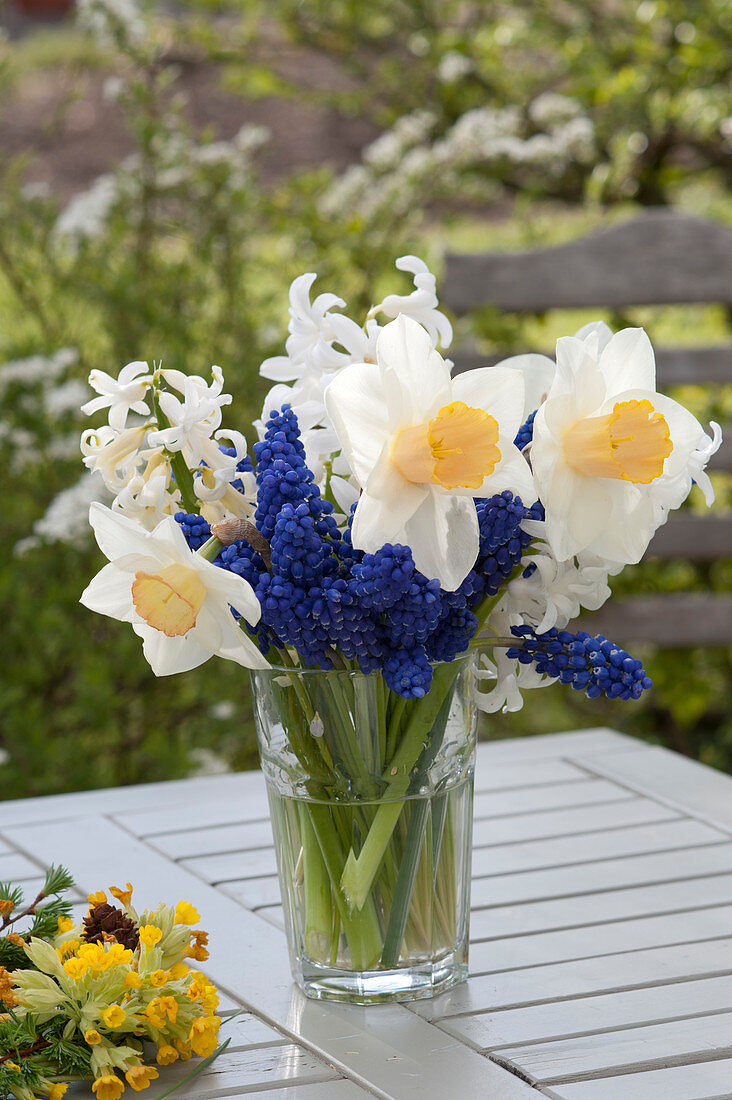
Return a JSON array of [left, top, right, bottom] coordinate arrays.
[[81, 360, 152, 431], [80, 504, 269, 676], [370, 255, 453, 349], [149, 366, 232, 468], [324, 313, 534, 590], [530, 326, 712, 564]]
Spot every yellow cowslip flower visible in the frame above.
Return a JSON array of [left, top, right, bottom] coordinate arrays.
[[148, 970, 167, 988], [125, 1066, 159, 1092], [48, 1085, 69, 1100], [174, 901, 200, 926], [158, 996, 178, 1024], [88, 891, 107, 907], [105, 944, 133, 968], [109, 883, 133, 908], [57, 938, 81, 961], [167, 962, 189, 981], [92, 1074, 124, 1100], [185, 930, 209, 962], [138, 926, 162, 949], [188, 1016, 221, 1058], [102, 1004, 126, 1028], [57, 916, 75, 934], [85, 1030, 102, 1045], [124, 971, 142, 989], [155, 1045, 178, 1066], [173, 1040, 192, 1061], [144, 1000, 166, 1030], [63, 957, 88, 980], [78, 944, 110, 972]]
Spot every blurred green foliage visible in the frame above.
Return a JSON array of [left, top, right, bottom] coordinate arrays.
[[0, 0, 730, 799]]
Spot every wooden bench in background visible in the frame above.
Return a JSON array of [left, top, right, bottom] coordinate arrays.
[[443, 209, 732, 646]]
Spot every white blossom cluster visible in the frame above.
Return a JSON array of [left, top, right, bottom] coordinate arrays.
[[80, 361, 256, 531], [76, 0, 146, 50], [0, 349, 83, 475], [52, 124, 270, 251], [320, 96, 596, 221], [257, 255, 453, 499]]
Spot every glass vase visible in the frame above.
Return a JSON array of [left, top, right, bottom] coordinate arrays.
[[249, 655, 477, 1004]]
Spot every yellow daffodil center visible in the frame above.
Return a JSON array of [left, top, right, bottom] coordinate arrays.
[[391, 401, 501, 490], [131, 564, 206, 637], [563, 398, 672, 484]]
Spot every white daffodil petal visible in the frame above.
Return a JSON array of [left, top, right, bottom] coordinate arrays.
[[377, 314, 451, 424], [199, 563, 262, 624], [575, 320, 614, 354], [88, 501, 153, 562], [217, 614, 272, 669], [489, 353, 556, 418], [451, 366, 526, 439], [404, 493, 480, 591], [471, 440, 537, 503], [134, 624, 211, 676], [79, 564, 136, 621], [599, 327, 656, 395], [352, 451, 427, 551], [554, 336, 601, 392], [323, 362, 391, 486]]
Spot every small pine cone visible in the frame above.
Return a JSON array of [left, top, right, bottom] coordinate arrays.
[[83, 903, 139, 951]]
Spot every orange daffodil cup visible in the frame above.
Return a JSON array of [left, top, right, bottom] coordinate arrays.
[[324, 313, 535, 591]]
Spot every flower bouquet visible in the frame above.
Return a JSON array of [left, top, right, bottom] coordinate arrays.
[[79, 256, 720, 1003]]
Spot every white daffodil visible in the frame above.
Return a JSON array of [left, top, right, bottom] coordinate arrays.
[[324, 313, 534, 590], [80, 503, 269, 675], [81, 360, 152, 431], [530, 326, 710, 564]]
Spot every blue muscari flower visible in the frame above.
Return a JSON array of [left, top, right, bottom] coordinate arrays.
[[257, 573, 334, 668], [465, 491, 541, 601], [514, 409, 537, 451], [317, 576, 384, 673], [427, 599, 479, 663], [507, 626, 652, 701], [384, 572, 443, 648], [352, 544, 415, 610], [270, 501, 336, 584], [175, 512, 211, 551], [382, 645, 433, 699]]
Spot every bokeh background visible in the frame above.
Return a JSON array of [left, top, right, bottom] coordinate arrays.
[[1, 0, 730, 798]]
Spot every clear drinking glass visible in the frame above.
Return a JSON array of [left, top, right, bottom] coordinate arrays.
[[250, 655, 477, 1004]]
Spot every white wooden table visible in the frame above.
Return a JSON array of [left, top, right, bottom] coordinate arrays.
[[2, 729, 732, 1099]]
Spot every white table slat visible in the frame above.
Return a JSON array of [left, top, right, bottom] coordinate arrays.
[[414, 937, 732, 1019], [472, 820, 723, 878], [473, 780, 636, 820], [0, 850, 45, 880], [542, 1057, 732, 1100], [149, 819, 274, 859], [441, 974, 732, 1051], [468, 729, 642, 763], [473, 758, 591, 792], [498, 1011, 732, 1086], [469, 904, 732, 974], [184, 848, 277, 883], [470, 842, 732, 908], [470, 873, 732, 939], [473, 798, 680, 847]]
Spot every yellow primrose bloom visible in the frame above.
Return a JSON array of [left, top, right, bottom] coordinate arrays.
[[125, 1066, 159, 1092], [57, 916, 75, 934], [92, 1075, 124, 1100], [144, 1000, 166, 1030], [188, 1016, 220, 1058], [109, 883, 134, 908], [158, 996, 178, 1023], [101, 1004, 126, 1028], [124, 971, 142, 989], [155, 1045, 178, 1066], [88, 891, 107, 907], [78, 944, 110, 972], [105, 944, 133, 968], [85, 1029, 102, 1045], [138, 926, 162, 949], [174, 901, 200, 926], [167, 962, 189, 981], [148, 969, 167, 988], [57, 938, 81, 961], [185, 930, 209, 961], [173, 1040, 192, 1061], [48, 1085, 69, 1100], [63, 957, 88, 980]]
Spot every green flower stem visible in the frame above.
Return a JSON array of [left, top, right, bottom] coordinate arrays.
[[150, 381, 199, 515], [196, 536, 223, 562], [380, 799, 430, 967], [298, 803, 333, 963], [341, 661, 461, 911], [306, 803, 383, 970]]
